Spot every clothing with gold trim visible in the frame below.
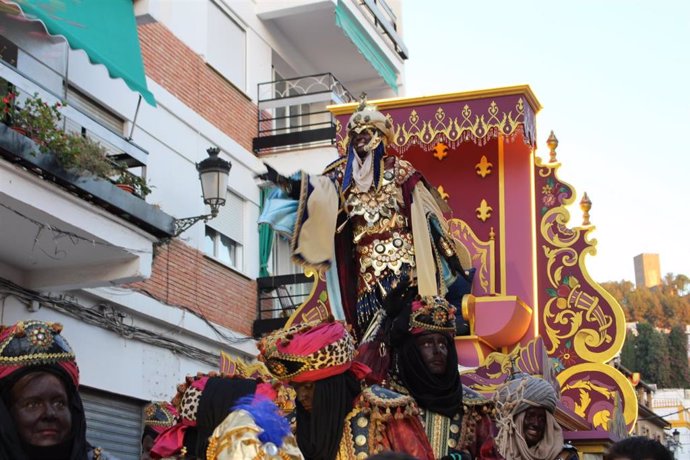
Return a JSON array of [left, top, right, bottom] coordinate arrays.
[[337, 384, 434, 460]]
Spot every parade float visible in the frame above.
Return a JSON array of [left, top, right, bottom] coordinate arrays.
[[277, 85, 635, 455]]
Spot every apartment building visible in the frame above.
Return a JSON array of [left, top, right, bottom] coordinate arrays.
[[0, 0, 406, 457]]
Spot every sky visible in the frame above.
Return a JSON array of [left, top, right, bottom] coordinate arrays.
[[402, 0, 690, 283]]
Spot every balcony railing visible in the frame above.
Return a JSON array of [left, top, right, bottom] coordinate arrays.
[[0, 40, 148, 169], [253, 73, 355, 153], [253, 273, 312, 338], [358, 0, 408, 60]]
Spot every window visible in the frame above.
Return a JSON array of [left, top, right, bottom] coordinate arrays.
[[268, 233, 310, 311], [207, 1, 246, 90], [204, 190, 245, 270], [205, 226, 242, 269]]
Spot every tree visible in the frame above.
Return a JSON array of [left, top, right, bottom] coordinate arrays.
[[667, 325, 690, 388], [603, 273, 690, 328], [635, 322, 671, 387], [620, 330, 637, 371]]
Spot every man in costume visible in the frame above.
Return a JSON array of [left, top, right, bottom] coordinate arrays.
[[485, 374, 576, 460], [141, 401, 178, 460], [258, 319, 435, 460], [259, 98, 469, 360], [384, 285, 494, 459], [150, 372, 293, 460], [0, 320, 114, 460]]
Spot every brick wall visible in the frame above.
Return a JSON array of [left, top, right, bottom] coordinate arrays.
[[132, 240, 256, 336], [133, 20, 259, 335], [137, 21, 257, 152]]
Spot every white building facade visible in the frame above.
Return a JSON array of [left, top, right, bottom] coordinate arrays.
[[653, 389, 690, 459], [0, 0, 406, 458]]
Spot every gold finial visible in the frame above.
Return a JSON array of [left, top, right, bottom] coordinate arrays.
[[580, 192, 592, 226], [547, 131, 558, 163], [357, 92, 368, 111]]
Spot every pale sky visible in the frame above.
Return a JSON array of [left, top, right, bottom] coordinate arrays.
[[402, 0, 690, 283]]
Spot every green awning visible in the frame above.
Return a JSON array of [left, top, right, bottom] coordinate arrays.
[[335, 1, 397, 93], [11, 0, 156, 106]]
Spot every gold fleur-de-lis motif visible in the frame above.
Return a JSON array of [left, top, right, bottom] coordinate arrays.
[[433, 142, 448, 161], [437, 185, 449, 201], [476, 199, 493, 222], [475, 155, 493, 177]]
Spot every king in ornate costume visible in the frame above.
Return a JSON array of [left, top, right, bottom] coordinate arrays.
[[259, 98, 468, 376]]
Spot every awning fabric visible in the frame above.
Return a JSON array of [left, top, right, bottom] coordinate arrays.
[[335, 1, 397, 93], [9, 0, 156, 106]]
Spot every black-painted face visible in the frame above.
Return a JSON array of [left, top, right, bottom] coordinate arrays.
[[10, 372, 72, 447], [522, 406, 547, 447], [293, 381, 316, 413], [414, 332, 449, 375], [352, 129, 373, 157]]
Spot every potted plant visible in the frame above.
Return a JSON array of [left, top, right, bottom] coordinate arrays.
[[112, 166, 152, 198], [59, 134, 116, 178], [1, 90, 153, 199], [9, 92, 65, 153]]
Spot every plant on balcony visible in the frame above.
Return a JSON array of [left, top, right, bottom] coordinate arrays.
[[8, 92, 66, 153], [1, 91, 116, 178], [112, 166, 152, 198], [60, 134, 116, 178]]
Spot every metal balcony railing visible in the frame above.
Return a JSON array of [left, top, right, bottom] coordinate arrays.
[[253, 73, 355, 153], [358, 0, 408, 60], [0, 39, 148, 169], [252, 273, 312, 338]]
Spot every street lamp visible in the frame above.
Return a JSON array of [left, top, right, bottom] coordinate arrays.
[[667, 428, 681, 458], [172, 147, 231, 237]]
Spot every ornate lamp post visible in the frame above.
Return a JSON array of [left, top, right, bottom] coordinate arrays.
[[172, 147, 231, 237], [667, 428, 681, 459]]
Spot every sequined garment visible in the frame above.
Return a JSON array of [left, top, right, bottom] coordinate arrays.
[[330, 156, 417, 334]]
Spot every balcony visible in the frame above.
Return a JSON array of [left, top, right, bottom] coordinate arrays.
[[0, 35, 174, 291], [253, 273, 312, 338], [253, 73, 355, 152], [256, 0, 406, 96]]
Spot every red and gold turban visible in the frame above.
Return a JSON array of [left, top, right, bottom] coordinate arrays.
[[0, 320, 79, 386], [258, 320, 365, 383]]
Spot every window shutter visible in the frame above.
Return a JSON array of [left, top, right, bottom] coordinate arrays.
[[207, 2, 246, 90], [207, 190, 244, 244], [81, 387, 143, 460]]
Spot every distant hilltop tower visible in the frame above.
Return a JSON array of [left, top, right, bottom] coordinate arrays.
[[634, 253, 661, 288]]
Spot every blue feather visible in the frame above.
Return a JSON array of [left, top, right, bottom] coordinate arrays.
[[231, 395, 291, 447]]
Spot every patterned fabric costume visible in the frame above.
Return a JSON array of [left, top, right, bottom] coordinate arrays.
[[143, 401, 179, 440], [258, 319, 435, 460], [206, 395, 303, 460], [150, 372, 293, 459], [0, 320, 113, 460], [258, 100, 468, 345], [384, 290, 494, 459]]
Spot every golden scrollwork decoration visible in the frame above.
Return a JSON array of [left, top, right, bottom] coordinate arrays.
[[448, 218, 494, 295]]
